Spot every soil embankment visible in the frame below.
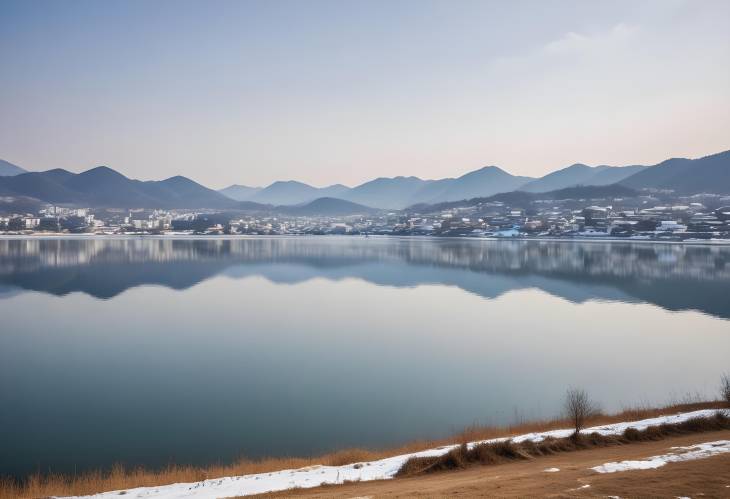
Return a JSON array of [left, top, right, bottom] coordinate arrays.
[[256, 430, 730, 498]]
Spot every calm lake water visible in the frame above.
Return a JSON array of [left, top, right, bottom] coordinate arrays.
[[1, 236, 729, 478]]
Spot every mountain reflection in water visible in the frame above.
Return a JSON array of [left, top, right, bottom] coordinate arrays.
[[1, 236, 729, 479], [0, 237, 728, 319]]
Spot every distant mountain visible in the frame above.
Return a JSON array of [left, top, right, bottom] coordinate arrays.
[[0, 159, 27, 176], [219, 184, 262, 201], [542, 183, 639, 200], [248, 180, 351, 205], [277, 197, 377, 216], [0, 166, 236, 209], [620, 150, 730, 194], [222, 149, 729, 208], [343, 176, 427, 210], [3, 148, 726, 211], [224, 166, 533, 210], [521, 164, 647, 193], [237, 200, 272, 211], [420, 166, 533, 204], [339, 167, 532, 209], [0, 169, 79, 202], [319, 184, 351, 198], [587, 165, 648, 185]]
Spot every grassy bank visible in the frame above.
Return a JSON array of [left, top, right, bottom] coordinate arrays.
[[397, 410, 730, 477], [1, 400, 725, 499]]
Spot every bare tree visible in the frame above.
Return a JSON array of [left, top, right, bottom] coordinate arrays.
[[564, 387, 598, 436], [721, 374, 730, 405]]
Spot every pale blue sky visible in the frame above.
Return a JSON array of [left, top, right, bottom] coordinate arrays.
[[1, 0, 728, 188]]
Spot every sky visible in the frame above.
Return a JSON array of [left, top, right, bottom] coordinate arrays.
[[1, 0, 728, 189]]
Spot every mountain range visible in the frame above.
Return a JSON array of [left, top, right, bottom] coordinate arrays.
[[223, 166, 533, 209], [0, 149, 727, 212], [0, 166, 233, 209], [520, 164, 647, 192], [216, 151, 729, 208]]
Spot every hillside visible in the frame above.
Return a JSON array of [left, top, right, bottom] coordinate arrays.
[[0, 159, 27, 176], [3, 148, 727, 210], [223, 167, 534, 209], [521, 164, 647, 192], [0, 196, 44, 214], [248, 181, 350, 205], [408, 184, 638, 212], [0, 166, 236, 209], [219, 184, 262, 201], [417, 166, 533, 204], [620, 149, 730, 194], [343, 176, 428, 209], [276, 197, 376, 216]]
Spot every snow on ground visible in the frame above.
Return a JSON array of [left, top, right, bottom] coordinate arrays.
[[591, 439, 730, 473], [543, 467, 560, 472], [62, 409, 724, 499]]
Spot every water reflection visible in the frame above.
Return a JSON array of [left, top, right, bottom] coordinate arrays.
[[1, 237, 728, 318], [1, 237, 729, 479]]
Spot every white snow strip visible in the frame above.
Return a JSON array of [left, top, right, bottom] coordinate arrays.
[[543, 467, 560, 472], [591, 439, 730, 474], [61, 409, 724, 499], [567, 484, 591, 491]]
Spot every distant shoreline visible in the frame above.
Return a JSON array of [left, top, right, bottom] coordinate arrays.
[[2, 232, 730, 245]]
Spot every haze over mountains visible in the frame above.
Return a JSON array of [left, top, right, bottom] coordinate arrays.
[[0, 149, 728, 212], [222, 166, 533, 208], [0, 159, 27, 177], [217, 150, 728, 208], [0, 166, 233, 209], [620, 153, 730, 194], [520, 164, 648, 193]]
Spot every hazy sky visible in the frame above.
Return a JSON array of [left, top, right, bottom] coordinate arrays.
[[1, 0, 728, 188]]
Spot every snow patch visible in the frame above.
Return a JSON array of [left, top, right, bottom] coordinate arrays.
[[567, 484, 591, 491], [60, 409, 724, 499], [591, 440, 730, 474], [543, 467, 560, 472]]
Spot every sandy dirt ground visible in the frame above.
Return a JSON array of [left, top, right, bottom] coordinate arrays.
[[254, 430, 730, 498]]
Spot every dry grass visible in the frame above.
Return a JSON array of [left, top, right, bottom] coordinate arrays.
[[396, 411, 730, 477], [0, 400, 724, 499], [721, 373, 730, 405]]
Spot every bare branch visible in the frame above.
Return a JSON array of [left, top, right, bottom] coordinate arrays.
[[564, 387, 598, 436]]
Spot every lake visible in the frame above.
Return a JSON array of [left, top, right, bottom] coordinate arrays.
[[1, 236, 729, 478]]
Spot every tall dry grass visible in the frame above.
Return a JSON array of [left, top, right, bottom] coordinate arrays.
[[0, 400, 723, 499], [397, 411, 730, 477]]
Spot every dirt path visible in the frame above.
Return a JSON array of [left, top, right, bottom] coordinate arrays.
[[255, 430, 730, 498]]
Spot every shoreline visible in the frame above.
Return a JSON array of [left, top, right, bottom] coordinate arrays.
[[2, 232, 730, 245], [2, 401, 725, 499], [47, 405, 730, 499]]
